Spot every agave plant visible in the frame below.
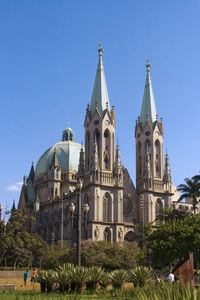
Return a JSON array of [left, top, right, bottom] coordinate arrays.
[[56, 263, 74, 292], [86, 266, 105, 291], [108, 269, 129, 289], [69, 266, 90, 294], [99, 272, 110, 290], [36, 270, 57, 293], [129, 266, 152, 287]]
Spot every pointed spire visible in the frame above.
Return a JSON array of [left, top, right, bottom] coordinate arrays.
[[90, 43, 110, 117], [114, 142, 122, 177], [11, 200, 16, 211], [78, 146, 85, 178], [164, 150, 171, 183], [28, 162, 35, 182], [140, 59, 157, 128], [51, 149, 60, 168]]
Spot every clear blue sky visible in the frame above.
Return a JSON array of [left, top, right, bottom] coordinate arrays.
[[1, 0, 200, 216]]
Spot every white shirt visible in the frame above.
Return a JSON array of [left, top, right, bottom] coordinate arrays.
[[168, 273, 175, 282]]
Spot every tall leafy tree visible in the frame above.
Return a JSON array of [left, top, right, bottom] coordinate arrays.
[[177, 176, 200, 214]]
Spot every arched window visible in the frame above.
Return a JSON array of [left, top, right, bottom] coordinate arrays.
[[104, 153, 109, 169], [155, 198, 163, 225], [94, 129, 100, 154], [155, 140, 160, 177], [103, 193, 112, 222], [86, 131, 90, 169], [137, 142, 142, 177], [104, 227, 111, 243], [104, 129, 110, 150]]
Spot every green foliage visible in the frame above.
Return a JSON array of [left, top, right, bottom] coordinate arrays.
[[177, 176, 200, 213], [36, 270, 57, 293], [81, 240, 143, 270], [0, 209, 47, 269], [148, 213, 200, 268], [86, 266, 105, 291], [129, 266, 152, 287], [108, 269, 129, 289], [69, 266, 90, 294]]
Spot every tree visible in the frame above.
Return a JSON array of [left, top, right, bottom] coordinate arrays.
[[0, 209, 47, 268], [148, 213, 200, 268], [177, 176, 200, 214]]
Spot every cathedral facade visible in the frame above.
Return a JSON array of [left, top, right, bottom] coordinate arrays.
[[18, 44, 178, 245]]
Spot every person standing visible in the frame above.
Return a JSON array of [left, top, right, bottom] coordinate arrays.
[[168, 272, 175, 283], [24, 270, 29, 285]]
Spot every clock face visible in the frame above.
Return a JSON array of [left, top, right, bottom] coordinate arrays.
[[105, 120, 110, 125]]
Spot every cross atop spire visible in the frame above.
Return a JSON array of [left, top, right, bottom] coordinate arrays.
[[146, 59, 151, 73], [98, 43, 103, 56]]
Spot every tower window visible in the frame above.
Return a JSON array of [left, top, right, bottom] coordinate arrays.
[[104, 129, 110, 151], [103, 193, 112, 222], [104, 154, 109, 169]]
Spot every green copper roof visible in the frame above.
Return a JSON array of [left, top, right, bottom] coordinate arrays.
[[140, 60, 157, 128], [90, 43, 110, 117], [35, 140, 84, 177]]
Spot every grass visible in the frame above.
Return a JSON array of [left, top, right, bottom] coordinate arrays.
[[0, 277, 40, 291]]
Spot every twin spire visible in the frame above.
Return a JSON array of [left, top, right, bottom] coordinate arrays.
[[140, 59, 158, 128], [90, 43, 110, 117]]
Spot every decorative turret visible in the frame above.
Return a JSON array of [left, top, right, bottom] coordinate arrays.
[[91, 136, 99, 172], [114, 141, 123, 180], [11, 200, 16, 212], [28, 162, 35, 183], [50, 149, 60, 168], [164, 150, 171, 183], [140, 60, 157, 128], [90, 43, 110, 117], [144, 149, 152, 180], [78, 145, 85, 178], [62, 127, 74, 142]]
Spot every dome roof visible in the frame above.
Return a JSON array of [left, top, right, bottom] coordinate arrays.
[[35, 140, 83, 177]]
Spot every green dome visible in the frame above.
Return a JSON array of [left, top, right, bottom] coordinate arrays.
[[35, 140, 84, 177]]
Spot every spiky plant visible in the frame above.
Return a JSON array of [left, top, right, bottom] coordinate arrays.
[[129, 266, 152, 287], [86, 266, 105, 291], [56, 263, 74, 292], [36, 270, 57, 293], [69, 266, 90, 294], [108, 269, 129, 289]]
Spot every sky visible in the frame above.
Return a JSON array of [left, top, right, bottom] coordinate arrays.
[[0, 0, 200, 216]]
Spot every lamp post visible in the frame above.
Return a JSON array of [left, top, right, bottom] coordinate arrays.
[[61, 197, 64, 250], [69, 179, 89, 267], [83, 203, 89, 239]]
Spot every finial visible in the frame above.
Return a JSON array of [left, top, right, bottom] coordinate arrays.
[[112, 105, 114, 111], [117, 138, 119, 146], [136, 119, 138, 125], [106, 101, 108, 109], [166, 148, 168, 156], [98, 43, 103, 56], [23, 175, 26, 184], [32, 161, 34, 166], [146, 59, 151, 73], [156, 114, 158, 121], [86, 104, 89, 111], [160, 117, 163, 123]]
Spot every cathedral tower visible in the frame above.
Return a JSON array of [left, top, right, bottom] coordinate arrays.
[[135, 60, 173, 224], [82, 44, 124, 242]]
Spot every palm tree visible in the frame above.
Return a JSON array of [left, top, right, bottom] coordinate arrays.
[[177, 176, 200, 214]]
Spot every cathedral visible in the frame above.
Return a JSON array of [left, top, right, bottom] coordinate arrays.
[[18, 44, 179, 245]]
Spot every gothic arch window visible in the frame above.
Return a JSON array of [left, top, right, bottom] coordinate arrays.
[[104, 153, 109, 169], [155, 198, 163, 225], [104, 227, 111, 243], [137, 141, 142, 177], [104, 129, 110, 150], [155, 140, 160, 177], [86, 131, 90, 170], [94, 129, 100, 154], [103, 193, 112, 222]]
